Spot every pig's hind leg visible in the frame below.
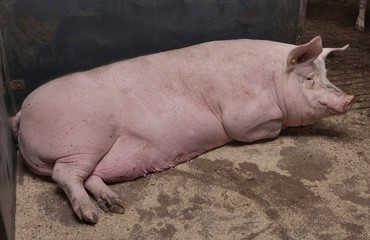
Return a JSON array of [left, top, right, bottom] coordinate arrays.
[[52, 153, 103, 224], [84, 175, 125, 214]]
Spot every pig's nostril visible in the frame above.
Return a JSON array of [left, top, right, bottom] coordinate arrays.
[[345, 95, 356, 107], [348, 95, 356, 104], [343, 95, 355, 112]]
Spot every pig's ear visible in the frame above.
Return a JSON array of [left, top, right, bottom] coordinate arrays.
[[319, 44, 349, 61], [287, 36, 323, 70]]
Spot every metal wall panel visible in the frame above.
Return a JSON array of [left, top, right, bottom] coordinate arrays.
[[0, 39, 15, 240]]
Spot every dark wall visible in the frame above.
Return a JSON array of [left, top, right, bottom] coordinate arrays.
[[0, 43, 15, 240], [0, 0, 306, 109]]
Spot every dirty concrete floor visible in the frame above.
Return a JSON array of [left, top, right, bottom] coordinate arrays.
[[15, 0, 370, 239]]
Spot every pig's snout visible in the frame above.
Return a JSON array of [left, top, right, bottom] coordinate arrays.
[[319, 94, 355, 114], [329, 95, 355, 114]]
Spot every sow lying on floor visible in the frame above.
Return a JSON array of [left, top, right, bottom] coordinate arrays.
[[12, 36, 354, 223]]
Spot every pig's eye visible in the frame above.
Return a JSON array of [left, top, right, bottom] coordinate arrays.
[[306, 76, 313, 81], [303, 76, 315, 88]]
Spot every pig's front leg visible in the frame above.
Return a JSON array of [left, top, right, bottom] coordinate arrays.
[[221, 101, 283, 143]]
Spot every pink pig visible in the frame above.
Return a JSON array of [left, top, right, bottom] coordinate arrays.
[[356, 0, 367, 31], [12, 36, 354, 223]]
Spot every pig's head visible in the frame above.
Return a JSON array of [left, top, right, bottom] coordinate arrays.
[[281, 36, 355, 127]]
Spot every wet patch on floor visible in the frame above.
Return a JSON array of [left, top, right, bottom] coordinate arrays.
[[278, 146, 334, 181], [36, 188, 77, 227], [331, 175, 370, 207]]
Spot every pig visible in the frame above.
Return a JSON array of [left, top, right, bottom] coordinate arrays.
[[12, 36, 354, 224], [356, 0, 367, 31]]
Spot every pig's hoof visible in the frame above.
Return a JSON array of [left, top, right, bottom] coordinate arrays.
[[72, 201, 99, 224], [82, 210, 99, 224], [355, 24, 365, 31], [98, 194, 125, 214], [84, 175, 125, 214]]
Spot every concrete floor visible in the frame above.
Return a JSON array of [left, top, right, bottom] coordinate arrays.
[[16, 0, 370, 239]]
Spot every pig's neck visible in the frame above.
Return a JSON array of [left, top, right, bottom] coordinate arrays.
[[273, 66, 306, 128], [277, 78, 312, 127]]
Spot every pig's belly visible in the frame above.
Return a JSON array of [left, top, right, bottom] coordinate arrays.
[[91, 133, 227, 182]]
